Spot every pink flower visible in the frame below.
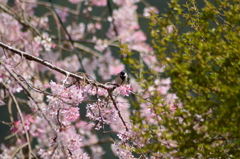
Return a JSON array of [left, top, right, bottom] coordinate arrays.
[[85, 85, 108, 96], [115, 85, 132, 96], [170, 105, 176, 112], [56, 9, 69, 23], [62, 107, 80, 122], [130, 43, 153, 53], [49, 81, 84, 104], [95, 22, 102, 29], [91, 0, 107, 6], [113, 0, 137, 6], [167, 25, 174, 33], [143, 7, 159, 17], [131, 31, 146, 42], [66, 23, 85, 40], [157, 78, 171, 95], [52, 43, 56, 48], [11, 121, 23, 134], [11, 115, 37, 135], [86, 100, 118, 125], [111, 143, 135, 159], [109, 62, 125, 76], [0, 100, 5, 106], [94, 39, 108, 52], [75, 120, 94, 131], [97, 87, 108, 96], [87, 23, 95, 33]]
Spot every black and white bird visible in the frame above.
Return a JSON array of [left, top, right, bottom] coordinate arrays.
[[115, 70, 128, 85]]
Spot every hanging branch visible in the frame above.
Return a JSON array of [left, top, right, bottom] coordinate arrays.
[[2, 82, 37, 159], [0, 42, 106, 89]]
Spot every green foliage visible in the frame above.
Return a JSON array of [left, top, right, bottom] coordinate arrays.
[[147, 0, 240, 157]]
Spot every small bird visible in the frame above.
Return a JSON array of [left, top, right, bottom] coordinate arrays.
[[115, 70, 128, 85]]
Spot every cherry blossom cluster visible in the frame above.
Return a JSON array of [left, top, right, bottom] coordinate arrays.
[[86, 99, 118, 129], [111, 143, 136, 159]]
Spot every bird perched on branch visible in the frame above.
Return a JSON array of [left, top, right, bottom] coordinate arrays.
[[115, 70, 128, 85]]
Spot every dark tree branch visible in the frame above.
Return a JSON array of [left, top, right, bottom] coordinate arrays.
[[0, 42, 106, 89]]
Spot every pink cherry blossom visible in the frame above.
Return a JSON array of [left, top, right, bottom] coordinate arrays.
[[66, 22, 85, 40], [91, 0, 107, 6], [167, 25, 174, 33], [56, 9, 69, 23], [115, 84, 132, 96], [86, 100, 118, 126], [111, 143, 136, 159], [143, 7, 159, 17]]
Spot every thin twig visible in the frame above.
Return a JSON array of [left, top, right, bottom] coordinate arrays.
[[108, 90, 128, 131], [2, 82, 37, 159], [49, 0, 90, 73], [21, 0, 105, 21]]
